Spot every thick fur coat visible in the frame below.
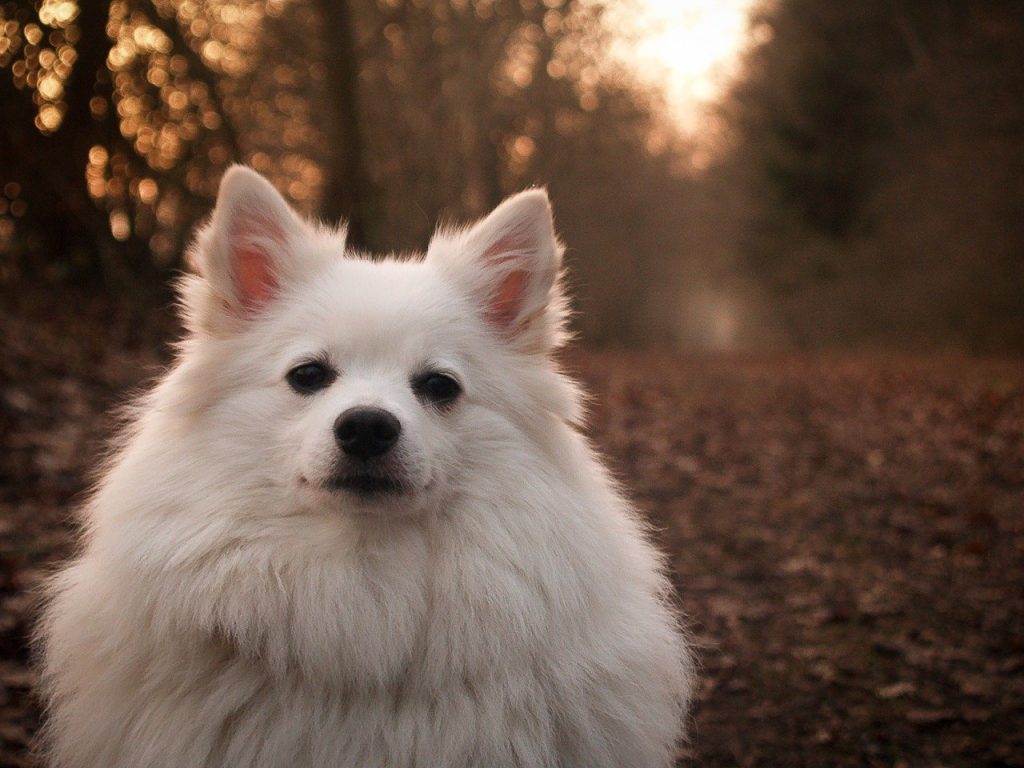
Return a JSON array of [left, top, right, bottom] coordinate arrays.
[[36, 167, 693, 768]]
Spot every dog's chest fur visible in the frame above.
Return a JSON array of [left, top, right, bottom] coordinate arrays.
[[47, 483, 668, 768]]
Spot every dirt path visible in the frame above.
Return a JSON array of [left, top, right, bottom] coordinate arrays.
[[575, 352, 1024, 767], [2, 296, 1022, 766]]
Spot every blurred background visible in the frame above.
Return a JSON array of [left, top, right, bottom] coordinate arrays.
[[1, 2, 1023, 766], [1, 0, 1021, 351]]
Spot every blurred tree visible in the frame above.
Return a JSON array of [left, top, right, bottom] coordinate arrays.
[[0, 1, 122, 278], [719, 0, 1024, 350], [322, 0, 699, 341], [0, 0, 244, 284], [315, 0, 379, 249], [0, 0, 701, 344]]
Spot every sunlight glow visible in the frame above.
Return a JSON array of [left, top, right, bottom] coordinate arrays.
[[611, 0, 757, 133]]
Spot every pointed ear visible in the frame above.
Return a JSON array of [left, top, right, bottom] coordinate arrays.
[[428, 189, 567, 351], [187, 166, 313, 321]]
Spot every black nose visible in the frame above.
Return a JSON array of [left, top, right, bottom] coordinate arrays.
[[334, 407, 401, 460]]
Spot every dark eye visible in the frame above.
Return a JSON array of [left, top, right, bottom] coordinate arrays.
[[287, 362, 334, 394], [413, 372, 462, 406]]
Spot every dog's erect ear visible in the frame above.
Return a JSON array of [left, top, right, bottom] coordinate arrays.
[[428, 189, 566, 351], [187, 166, 314, 323]]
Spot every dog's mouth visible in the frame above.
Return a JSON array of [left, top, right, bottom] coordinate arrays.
[[328, 473, 406, 497]]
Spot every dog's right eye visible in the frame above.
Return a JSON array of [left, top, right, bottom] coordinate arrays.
[[286, 362, 334, 394]]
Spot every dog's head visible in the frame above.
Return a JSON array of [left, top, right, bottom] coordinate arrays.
[[174, 166, 579, 520]]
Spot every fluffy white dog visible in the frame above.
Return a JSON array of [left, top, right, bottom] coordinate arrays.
[[37, 167, 693, 767]]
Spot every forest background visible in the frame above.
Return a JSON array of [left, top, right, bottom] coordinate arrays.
[[1, 0, 1021, 351]]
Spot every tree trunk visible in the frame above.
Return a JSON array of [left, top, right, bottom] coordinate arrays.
[[0, 2, 122, 279], [315, 0, 381, 250]]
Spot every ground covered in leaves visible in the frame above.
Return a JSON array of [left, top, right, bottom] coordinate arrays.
[[1, 289, 1022, 767]]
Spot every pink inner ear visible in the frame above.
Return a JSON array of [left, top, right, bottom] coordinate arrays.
[[482, 233, 528, 263], [230, 209, 286, 313], [236, 246, 278, 311], [480, 230, 534, 329], [487, 269, 529, 329]]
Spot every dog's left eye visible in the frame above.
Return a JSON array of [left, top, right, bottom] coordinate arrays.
[[287, 362, 334, 394], [412, 372, 462, 406]]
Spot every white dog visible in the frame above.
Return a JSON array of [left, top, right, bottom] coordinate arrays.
[[37, 167, 693, 767]]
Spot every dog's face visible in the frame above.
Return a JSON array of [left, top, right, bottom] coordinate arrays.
[[176, 167, 575, 520]]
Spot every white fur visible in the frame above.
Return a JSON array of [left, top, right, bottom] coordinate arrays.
[[36, 167, 693, 768]]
